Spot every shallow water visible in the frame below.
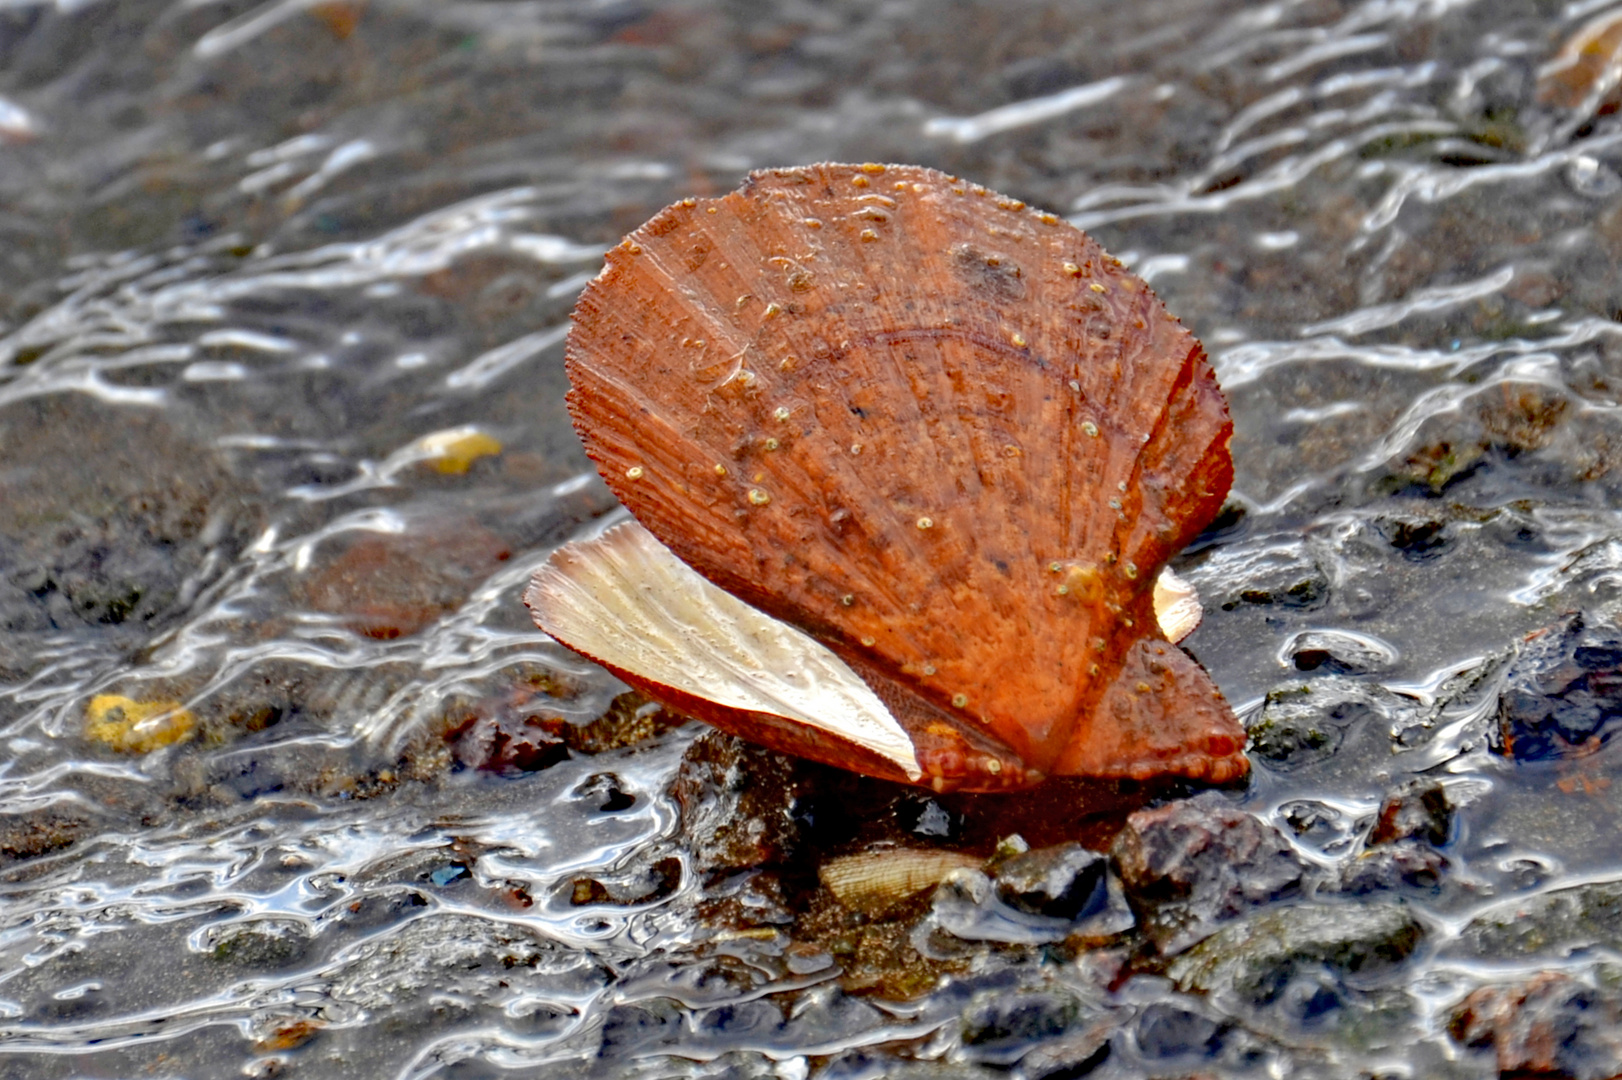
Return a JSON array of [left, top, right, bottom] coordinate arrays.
[[5, 0, 1622, 1076]]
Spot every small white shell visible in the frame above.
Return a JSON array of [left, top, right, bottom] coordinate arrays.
[[819, 848, 983, 915], [1153, 566, 1203, 644]]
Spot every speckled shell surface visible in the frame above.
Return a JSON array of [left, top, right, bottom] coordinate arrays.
[[552, 162, 1245, 790]]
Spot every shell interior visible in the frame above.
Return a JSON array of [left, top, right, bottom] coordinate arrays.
[[526, 521, 922, 781]]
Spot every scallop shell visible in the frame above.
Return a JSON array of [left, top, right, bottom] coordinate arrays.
[[530, 162, 1245, 792]]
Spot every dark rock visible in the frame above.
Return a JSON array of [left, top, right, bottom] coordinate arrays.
[[1280, 629, 1397, 674], [1333, 842, 1450, 895], [1379, 515, 1452, 560], [568, 855, 682, 907], [1249, 678, 1423, 771], [1369, 780, 1452, 847], [1245, 677, 1414, 768], [929, 863, 1134, 946], [1209, 544, 1328, 611], [1134, 1002, 1226, 1059], [1167, 903, 1425, 1015], [1495, 612, 1622, 761], [961, 989, 1082, 1065], [1112, 792, 1311, 954], [1449, 972, 1622, 1080], [1248, 686, 1348, 768], [994, 843, 1109, 921], [669, 729, 803, 879], [574, 772, 635, 812]]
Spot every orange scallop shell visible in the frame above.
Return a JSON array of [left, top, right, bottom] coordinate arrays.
[[534, 162, 1246, 793]]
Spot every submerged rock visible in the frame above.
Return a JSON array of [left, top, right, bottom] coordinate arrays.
[[926, 854, 1134, 947], [1330, 779, 1454, 895], [1457, 877, 1622, 959], [1450, 971, 1622, 1080], [1495, 611, 1622, 761], [1112, 792, 1311, 954], [1167, 902, 1425, 1024], [1370, 780, 1453, 846], [1248, 679, 1423, 771]]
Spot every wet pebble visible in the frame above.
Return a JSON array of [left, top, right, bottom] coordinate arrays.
[[993, 842, 1109, 921], [1248, 678, 1422, 771], [1495, 611, 1622, 761], [1206, 543, 1329, 612], [206, 918, 314, 969], [1278, 629, 1397, 674], [1331, 841, 1450, 896], [1132, 1001, 1227, 1061], [1369, 779, 1452, 846], [1166, 902, 1425, 1018], [1112, 793, 1310, 955], [1450, 971, 1622, 1080], [960, 988, 1086, 1066]]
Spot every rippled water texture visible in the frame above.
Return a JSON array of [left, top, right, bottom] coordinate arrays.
[[5, 0, 1622, 1076]]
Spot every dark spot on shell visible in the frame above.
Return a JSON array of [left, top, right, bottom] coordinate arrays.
[[951, 243, 1025, 302]]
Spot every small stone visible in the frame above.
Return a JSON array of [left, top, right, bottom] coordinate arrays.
[[961, 988, 1082, 1064], [993, 843, 1108, 921], [1333, 842, 1450, 895], [1134, 1002, 1226, 1060], [1112, 792, 1310, 955], [1168, 902, 1425, 1011], [1370, 779, 1452, 847], [1449, 972, 1622, 1080], [1494, 611, 1622, 761]]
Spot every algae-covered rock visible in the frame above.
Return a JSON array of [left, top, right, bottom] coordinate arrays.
[[1168, 902, 1424, 1009], [1248, 679, 1423, 771], [1457, 877, 1622, 959]]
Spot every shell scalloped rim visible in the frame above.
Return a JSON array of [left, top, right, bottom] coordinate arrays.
[[528, 161, 1248, 793]]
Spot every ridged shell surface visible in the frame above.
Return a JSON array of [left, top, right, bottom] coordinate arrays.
[[558, 162, 1245, 788]]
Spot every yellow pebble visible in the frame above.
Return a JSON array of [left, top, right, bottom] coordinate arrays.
[[416, 427, 503, 475], [86, 694, 195, 753]]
